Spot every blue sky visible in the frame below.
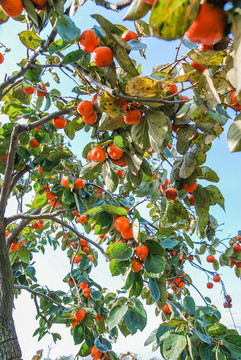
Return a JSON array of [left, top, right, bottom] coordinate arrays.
[[1, 2, 241, 359]]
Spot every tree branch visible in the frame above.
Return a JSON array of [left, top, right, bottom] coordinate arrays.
[[5, 209, 69, 225]]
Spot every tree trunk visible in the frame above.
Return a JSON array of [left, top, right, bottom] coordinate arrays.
[[0, 223, 22, 360]]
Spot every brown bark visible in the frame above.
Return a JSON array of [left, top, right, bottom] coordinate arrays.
[[0, 223, 22, 359]]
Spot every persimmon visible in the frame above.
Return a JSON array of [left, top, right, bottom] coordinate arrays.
[[107, 143, 123, 160], [135, 244, 149, 261], [83, 111, 97, 124], [207, 282, 213, 289], [114, 216, 130, 232], [121, 226, 133, 239], [38, 166, 43, 172], [87, 150, 93, 162], [237, 235, 241, 242], [80, 29, 100, 53], [81, 246, 89, 253], [188, 194, 195, 206], [74, 178, 85, 190], [76, 215, 87, 223], [31, 0, 47, 10], [190, 61, 206, 74], [30, 138, 40, 148], [142, 0, 156, 4], [83, 287, 91, 298], [132, 258, 142, 272], [38, 221, 44, 229], [233, 243, 241, 252], [0, 53, 4, 64], [118, 98, 128, 111], [74, 308, 86, 321], [178, 281, 184, 288], [206, 255, 215, 263], [111, 156, 127, 167], [77, 100, 94, 116], [91, 146, 106, 162], [36, 85, 47, 97], [213, 275, 221, 282], [0, 0, 23, 18], [91, 346, 102, 358], [5, 230, 10, 237], [121, 30, 138, 42], [71, 320, 79, 327], [124, 109, 142, 124], [165, 188, 177, 200], [73, 254, 81, 264], [184, 2, 227, 45], [49, 199, 60, 208], [96, 313, 103, 322], [92, 93, 98, 103], [46, 192, 55, 201], [32, 222, 38, 229], [61, 175, 71, 189], [79, 282, 88, 290], [115, 170, 123, 178], [182, 181, 197, 192], [230, 91, 241, 111], [164, 84, 178, 95], [199, 43, 214, 50], [162, 304, 171, 314], [88, 254, 93, 261], [10, 243, 19, 251], [173, 278, 180, 284], [188, 255, 194, 261], [53, 116, 67, 129], [93, 46, 113, 67]]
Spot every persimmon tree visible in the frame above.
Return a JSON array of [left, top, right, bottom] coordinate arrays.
[[0, 0, 241, 359]]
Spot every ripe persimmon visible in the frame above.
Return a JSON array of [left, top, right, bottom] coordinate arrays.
[[0, 53, 4, 64], [190, 61, 206, 74], [61, 175, 71, 189], [73, 254, 81, 264], [230, 91, 241, 111], [162, 304, 171, 314], [80, 238, 87, 246], [121, 226, 133, 239], [77, 100, 93, 116], [79, 282, 88, 290], [23, 86, 35, 95], [233, 243, 241, 252], [91, 146, 106, 162], [93, 46, 113, 67], [46, 192, 55, 201], [83, 111, 97, 124], [206, 255, 215, 263], [114, 216, 130, 232], [111, 156, 127, 167], [0, 0, 23, 17], [53, 116, 67, 129], [107, 143, 123, 160], [91, 346, 102, 358], [96, 313, 103, 321], [30, 138, 40, 148], [199, 43, 214, 50], [124, 109, 142, 124], [74, 308, 86, 321], [74, 178, 85, 190], [81, 246, 89, 253], [188, 194, 195, 206], [165, 188, 177, 200], [36, 85, 47, 97], [132, 258, 142, 272], [182, 181, 197, 192], [31, 0, 47, 10], [80, 29, 100, 53], [184, 2, 227, 45], [164, 84, 178, 95], [87, 150, 93, 162], [83, 287, 91, 298], [76, 215, 87, 223], [135, 244, 149, 261], [10, 243, 19, 251], [121, 30, 138, 42], [213, 275, 221, 282], [207, 282, 213, 289], [115, 170, 123, 178]]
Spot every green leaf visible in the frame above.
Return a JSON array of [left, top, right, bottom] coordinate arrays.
[[111, 243, 134, 261], [222, 335, 241, 360], [78, 341, 90, 357], [24, 67, 42, 83], [179, 151, 197, 178], [205, 185, 225, 210], [90, 289, 102, 300], [79, 161, 102, 181], [129, 272, 143, 298], [102, 161, 118, 193], [206, 323, 227, 337], [18, 31, 42, 50], [124, 301, 147, 334], [198, 166, 219, 182], [227, 120, 241, 153], [73, 324, 84, 345], [62, 49, 85, 65], [113, 43, 140, 77], [161, 238, 178, 250], [124, 0, 151, 20], [0, 8, 9, 24], [150, 0, 200, 40], [84, 205, 127, 216], [149, 278, 160, 302], [194, 320, 211, 344], [18, 247, 31, 263], [49, 39, 71, 55], [146, 110, 171, 153], [145, 254, 165, 278], [144, 329, 158, 346], [32, 193, 47, 208], [107, 304, 128, 330], [163, 334, 187, 360], [183, 296, 195, 316], [56, 15, 81, 43], [62, 189, 74, 205], [183, 233, 194, 249], [109, 259, 129, 276]]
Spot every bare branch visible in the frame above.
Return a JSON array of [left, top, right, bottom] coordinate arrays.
[[5, 209, 69, 225], [33, 294, 52, 325]]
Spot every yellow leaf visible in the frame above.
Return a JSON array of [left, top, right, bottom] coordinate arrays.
[[126, 77, 162, 97]]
